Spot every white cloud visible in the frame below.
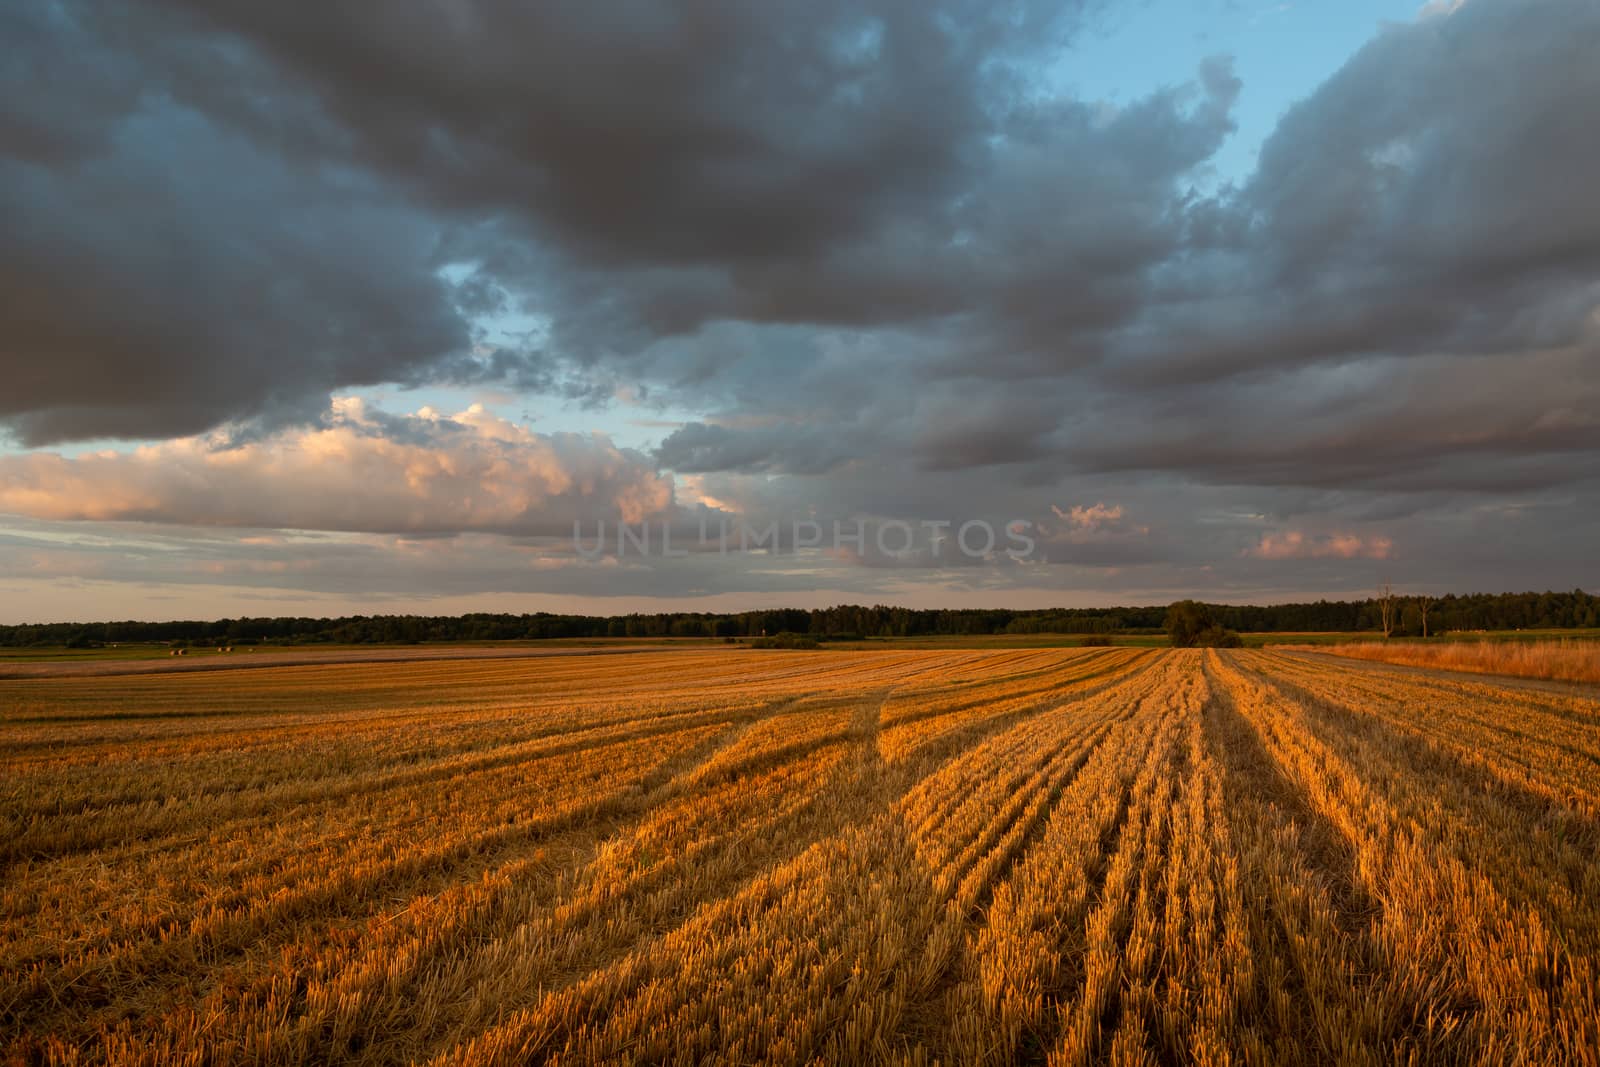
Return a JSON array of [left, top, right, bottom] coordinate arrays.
[[0, 399, 675, 535]]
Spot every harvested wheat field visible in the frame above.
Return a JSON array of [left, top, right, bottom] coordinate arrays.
[[4, 646, 1600, 1065], [1312, 638, 1600, 685]]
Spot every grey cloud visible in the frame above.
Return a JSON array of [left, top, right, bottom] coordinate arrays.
[[3, 0, 1242, 449], [1067, 346, 1600, 492], [147, 0, 1080, 264], [0, 518, 885, 605], [0, 5, 145, 166], [0, 93, 469, 443], [1121, 0, 1600, 383], [3, 0, 1599, 608], [657, 422, 862, 476], [657, 0, 1600, 504], [3, 0, 1131, 443], [5, 466, 1597, 615]]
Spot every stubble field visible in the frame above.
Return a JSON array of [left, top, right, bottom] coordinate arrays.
[[3, 646, 1599, 1065]]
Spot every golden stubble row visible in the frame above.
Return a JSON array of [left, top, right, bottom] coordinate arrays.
[[3, 649, 1109, 1062], [1256, 649, 1600, 816], [1314, 639, 1600, 685], [1213, 652, 1600, 1063], [5, 645, 1600, 1065]]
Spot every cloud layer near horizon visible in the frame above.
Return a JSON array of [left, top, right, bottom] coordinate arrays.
[[0, 399, 674, 534], [2, 0, 1598, 613]]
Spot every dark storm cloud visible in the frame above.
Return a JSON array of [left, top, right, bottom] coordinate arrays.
[[0, 5, 483, 445], [637, 0, 1600, 504], [6, 0, 1242, 424], [145, 0, 1079, 263], [0, 0, 1034, 441], [3, 0, 1233, 445], [0, 5, 142, 166], [213, 0, 1240, 372], [0, 130, 469, 444], [2, 0, 1599, 607], [1118, 0, 1600, 384]]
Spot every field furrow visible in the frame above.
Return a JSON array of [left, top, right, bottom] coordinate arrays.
[[1216, 652, 1600, 1063], [6, 645, 1600, 1064]]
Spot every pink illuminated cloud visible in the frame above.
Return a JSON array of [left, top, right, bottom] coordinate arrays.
[[1246, 530, 1394, 561]]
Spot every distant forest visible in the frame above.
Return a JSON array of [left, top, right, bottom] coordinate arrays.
[[3, 590, 1597, 647]]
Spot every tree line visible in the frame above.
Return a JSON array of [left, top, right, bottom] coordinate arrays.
[[2, 589, 1595, 648]]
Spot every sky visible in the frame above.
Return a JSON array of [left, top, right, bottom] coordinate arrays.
[[2, 0, 1597, 623]]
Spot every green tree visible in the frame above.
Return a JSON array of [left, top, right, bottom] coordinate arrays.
[[1165, 601, 1244, 648], [1165, 601, 1211, 647]]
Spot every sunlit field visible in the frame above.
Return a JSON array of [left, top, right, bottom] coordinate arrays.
[[1311, 637, 1600, 685], [5, 646, 1599, 1064]]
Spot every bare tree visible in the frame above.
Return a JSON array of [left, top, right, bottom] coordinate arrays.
[[1417, 594, 1434, 639], [1379, 582, 1396, 638]]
